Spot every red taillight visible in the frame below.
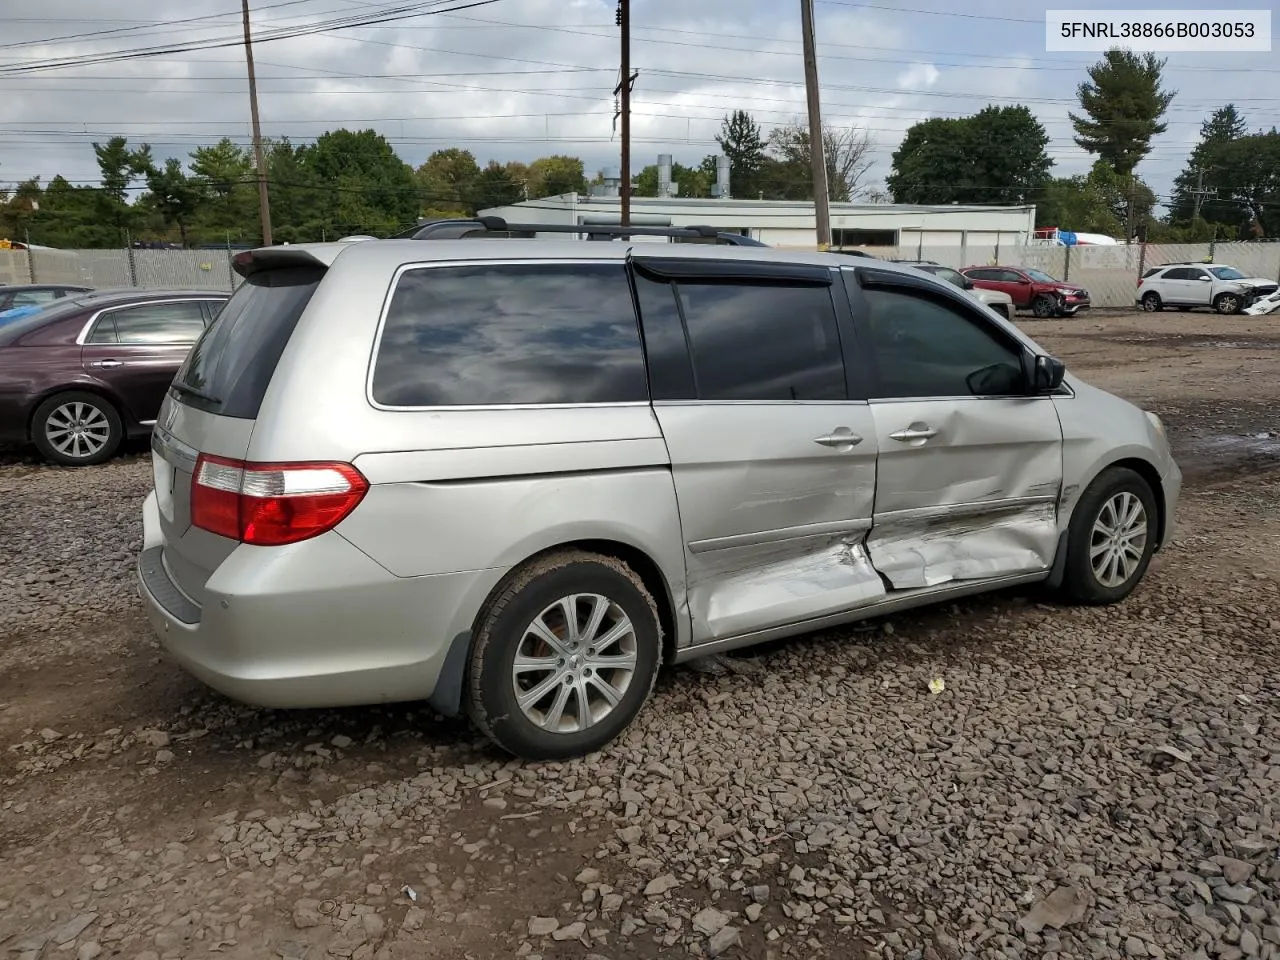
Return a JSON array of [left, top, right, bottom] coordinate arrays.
[[191, 455, 368, 546]]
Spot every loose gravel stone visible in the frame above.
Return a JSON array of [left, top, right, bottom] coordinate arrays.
[[3, 341, 1280, 960]]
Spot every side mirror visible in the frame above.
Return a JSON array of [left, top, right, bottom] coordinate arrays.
[[1198, 275, 1212, 281], [962, 278, 975, 289], [1032, 354, 1066, 392], [1017, 277, 1031, 284]]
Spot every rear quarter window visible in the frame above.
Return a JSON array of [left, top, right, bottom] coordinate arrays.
[[370, 262, 649, 407]]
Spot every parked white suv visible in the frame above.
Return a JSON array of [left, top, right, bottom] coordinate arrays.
[[1137, 262, 1278, 314], [891, 261, 1015, 319]]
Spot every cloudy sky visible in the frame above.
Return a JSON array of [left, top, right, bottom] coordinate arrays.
[[2, 0, 1276, 212]]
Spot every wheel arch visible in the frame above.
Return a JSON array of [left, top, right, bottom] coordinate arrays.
[[1071, 455, 1168, 551], [429, 537, 684, 720]]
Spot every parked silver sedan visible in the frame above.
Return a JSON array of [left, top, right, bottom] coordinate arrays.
[[137, 240, 1181, 759]]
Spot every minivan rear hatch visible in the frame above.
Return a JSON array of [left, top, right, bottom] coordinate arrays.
[[151, 252, 330, 605]]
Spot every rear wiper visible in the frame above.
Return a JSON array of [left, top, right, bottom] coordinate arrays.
[[171, 381, 222, 405]]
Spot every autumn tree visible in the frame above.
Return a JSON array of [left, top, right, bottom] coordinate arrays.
[[761, 119, 875, 202]]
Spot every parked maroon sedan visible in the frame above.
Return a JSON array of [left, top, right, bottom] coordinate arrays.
[[0, 288, 229, 465]]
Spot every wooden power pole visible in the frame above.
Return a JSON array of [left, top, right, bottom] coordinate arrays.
[[617, 0, 631, 227], [799, 0, 831, 249], [242, 0, 273, 246], [1191, 168, 1218, 221]]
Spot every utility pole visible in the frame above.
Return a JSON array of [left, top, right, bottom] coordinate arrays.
[[617, 0, 632, 228], [1191, 167, 1218, 221], [1124, 177, 1136, 245], [242, 0, 273, 246], [799, 0, 831, 249]]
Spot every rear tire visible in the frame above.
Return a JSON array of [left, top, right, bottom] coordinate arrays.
[[1141, 291, 1163, 312], [466, 550, 662, 760], [31, 391, 123, 467], [1060, 467, 1158, 605]]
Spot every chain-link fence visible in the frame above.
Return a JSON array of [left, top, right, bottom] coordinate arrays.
[[0, 247, 241, 292], [4, 241, 1280, 308]]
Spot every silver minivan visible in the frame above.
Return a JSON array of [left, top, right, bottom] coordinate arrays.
[[137, 239, 1181, 759]]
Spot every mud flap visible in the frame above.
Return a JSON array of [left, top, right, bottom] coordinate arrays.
[[426, 631, 472, 718], [1044, 530, 1070, 590]]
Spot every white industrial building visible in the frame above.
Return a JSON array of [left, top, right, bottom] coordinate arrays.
[[477, 158, 1036, 253], [478, 193, 1036, 253]]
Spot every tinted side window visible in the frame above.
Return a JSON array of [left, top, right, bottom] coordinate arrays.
[[673, 281, 845, 401], [633, 274, 695, 400], [85, 315, 118, 344], [860, 286, 1026, 399], [372, 262, 648, 407], [110, 301, 207, 344], [965, 269, 997, 281], [998, 269, 1025, 282], [1163, 268, 1193, 280]]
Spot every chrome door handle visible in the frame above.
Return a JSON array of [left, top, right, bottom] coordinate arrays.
[[814, 432, 862, 448], [889, 426, 938, 441], [92, 359, 123, 368]]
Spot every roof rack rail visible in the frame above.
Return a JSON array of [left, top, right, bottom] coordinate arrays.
[[388, 216, 768, 246]]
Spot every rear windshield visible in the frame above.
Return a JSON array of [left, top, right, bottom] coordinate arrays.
[[172, 266, 324, 419]]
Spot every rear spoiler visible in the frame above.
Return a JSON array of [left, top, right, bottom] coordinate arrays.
[[231, 247, 331, 279]]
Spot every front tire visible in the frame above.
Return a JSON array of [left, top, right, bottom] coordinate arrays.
[[1215, 292, 1243, 315], [1032, 294, 1058, 318], [466, 550, 662, 760], [31, 391, 123, 466], [1061, 467, 1158, 605]]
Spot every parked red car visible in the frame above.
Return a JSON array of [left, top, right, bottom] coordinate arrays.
[[960, 265, 1091, 318], [0, 288, 229, 465]]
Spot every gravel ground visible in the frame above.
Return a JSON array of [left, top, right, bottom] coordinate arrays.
[[1, 310, 1278, 960]]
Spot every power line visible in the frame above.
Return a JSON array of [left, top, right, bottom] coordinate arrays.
[[0, 0, 508, 76], [0, 0, 329, 52]]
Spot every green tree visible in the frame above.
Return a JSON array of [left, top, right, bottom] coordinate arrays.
[[263, 138, 326, 242], [92, 136, 153, 242], [471, 160, 524, 209], [715, 110, 766, 199], [416, 147, 481, 214], [190, 138, 255, 240], [1036, 160, 1156, 236], [1070, 49, 1175, 177], [633, 159, 714, 198], [526, 155, 585, 198], [298, 128, 418, 236], [1168, 104, 1249, 226], [887, 105, 1052, 205], [1194, 129, 1280, 237], [144, 158, 203, 246]]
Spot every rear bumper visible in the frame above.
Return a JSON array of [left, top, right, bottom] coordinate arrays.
[[136, 492, 504, 709]]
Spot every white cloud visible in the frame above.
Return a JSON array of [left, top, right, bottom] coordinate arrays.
[[0, 0, 1273, 211]]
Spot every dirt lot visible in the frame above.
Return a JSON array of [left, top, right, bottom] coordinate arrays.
[[2, 309, 1278, 960]]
